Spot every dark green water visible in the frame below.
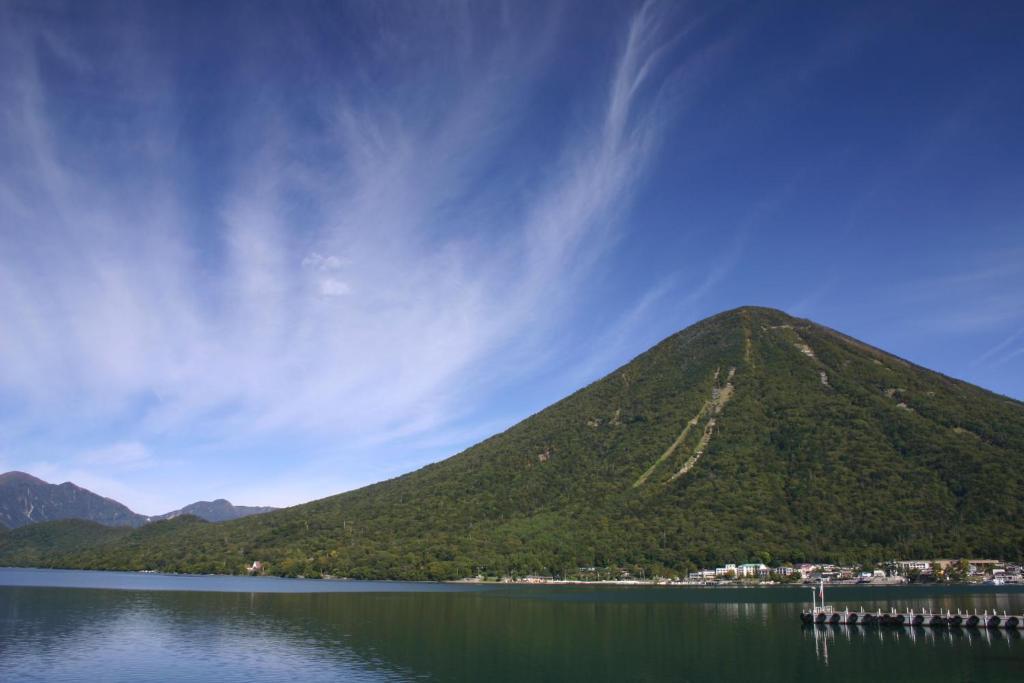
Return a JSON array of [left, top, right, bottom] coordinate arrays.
[[2, 569, 1023, 681]]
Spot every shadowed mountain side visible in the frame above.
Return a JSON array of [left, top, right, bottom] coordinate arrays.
[[2, 307, 1022, 578], [0, 472, 275, 528], [0, 472, 147, 528]]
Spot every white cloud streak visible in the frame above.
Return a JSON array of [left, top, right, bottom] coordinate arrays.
[[0, 2, 704, 497], [79, 442, 152, 468], [972, 326, 1024, 368]]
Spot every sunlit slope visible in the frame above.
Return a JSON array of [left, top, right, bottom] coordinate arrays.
[[3, 307, 1022, 578]]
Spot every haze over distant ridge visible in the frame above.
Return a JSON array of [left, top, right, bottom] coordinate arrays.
[[0, 472, 273, 528]]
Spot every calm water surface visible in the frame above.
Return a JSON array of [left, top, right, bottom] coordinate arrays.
[[2, 568, 1023, 681]]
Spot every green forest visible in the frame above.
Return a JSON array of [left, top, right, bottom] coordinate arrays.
[[3, 306, 1023, 580]]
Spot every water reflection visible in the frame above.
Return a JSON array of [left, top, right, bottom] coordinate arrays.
[[2, 577, 1024, 682], [803, 623, 1023, 667], [0, 589, 411, 682]]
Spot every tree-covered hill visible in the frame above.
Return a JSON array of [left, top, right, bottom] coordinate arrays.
[[3, 307, 1022, 579]]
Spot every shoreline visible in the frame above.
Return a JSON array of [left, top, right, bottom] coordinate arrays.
[[3, 566, 1021, 591], [448, 578, 1018, 589]]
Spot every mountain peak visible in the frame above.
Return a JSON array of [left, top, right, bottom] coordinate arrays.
[[0, 471, 47, 486], [0, 472, 274, 528], [150, 499, 276, 523], [2, 308, 1022, 578], [0, 471, 144, 529]]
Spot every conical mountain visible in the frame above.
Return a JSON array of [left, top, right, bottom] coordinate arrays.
[[3, 307, 1022, 577]]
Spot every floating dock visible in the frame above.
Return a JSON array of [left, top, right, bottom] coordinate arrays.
[[800, 606, 1023, 629], [799, 580, 1023, 629]]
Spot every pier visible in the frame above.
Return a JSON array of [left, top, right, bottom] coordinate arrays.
[[799, 580, 1023, 629]]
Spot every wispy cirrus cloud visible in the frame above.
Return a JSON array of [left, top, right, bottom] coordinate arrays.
[[0, 1, 715, 505], [891, 250, 1024, 335], [78, 442, 152, 468], [972, 326, 1024, 368]]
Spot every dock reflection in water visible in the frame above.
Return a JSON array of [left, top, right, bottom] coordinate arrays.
[[804, 623, 1023, 665]]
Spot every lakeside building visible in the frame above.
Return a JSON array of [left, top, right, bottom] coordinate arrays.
[[736, 563, 769, 578], [897, 560, 931, 572], [687, 569, 717, 581], [894, 559, 1003, 574]]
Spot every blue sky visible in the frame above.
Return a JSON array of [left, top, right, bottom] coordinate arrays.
[[1, 1, 1022, 514]]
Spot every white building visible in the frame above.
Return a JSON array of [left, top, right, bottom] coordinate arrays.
[[897, 560, 931, 572], [736, 563, 768, 578]]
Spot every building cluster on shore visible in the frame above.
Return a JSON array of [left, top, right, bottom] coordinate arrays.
[[685, 559, 1024, 586], [500, 559, 1024, 586]]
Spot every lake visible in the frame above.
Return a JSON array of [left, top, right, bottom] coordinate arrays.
[[2, 568, 1023, 681]]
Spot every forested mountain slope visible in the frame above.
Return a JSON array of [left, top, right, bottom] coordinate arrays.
[[3, 307, 1022, 578]]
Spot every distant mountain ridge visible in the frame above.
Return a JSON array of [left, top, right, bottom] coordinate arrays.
[[2, 306, 1022, 578], [0, 471, 145, 529], [0, 471, 274, 528], [152, 499, 276, 523]]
